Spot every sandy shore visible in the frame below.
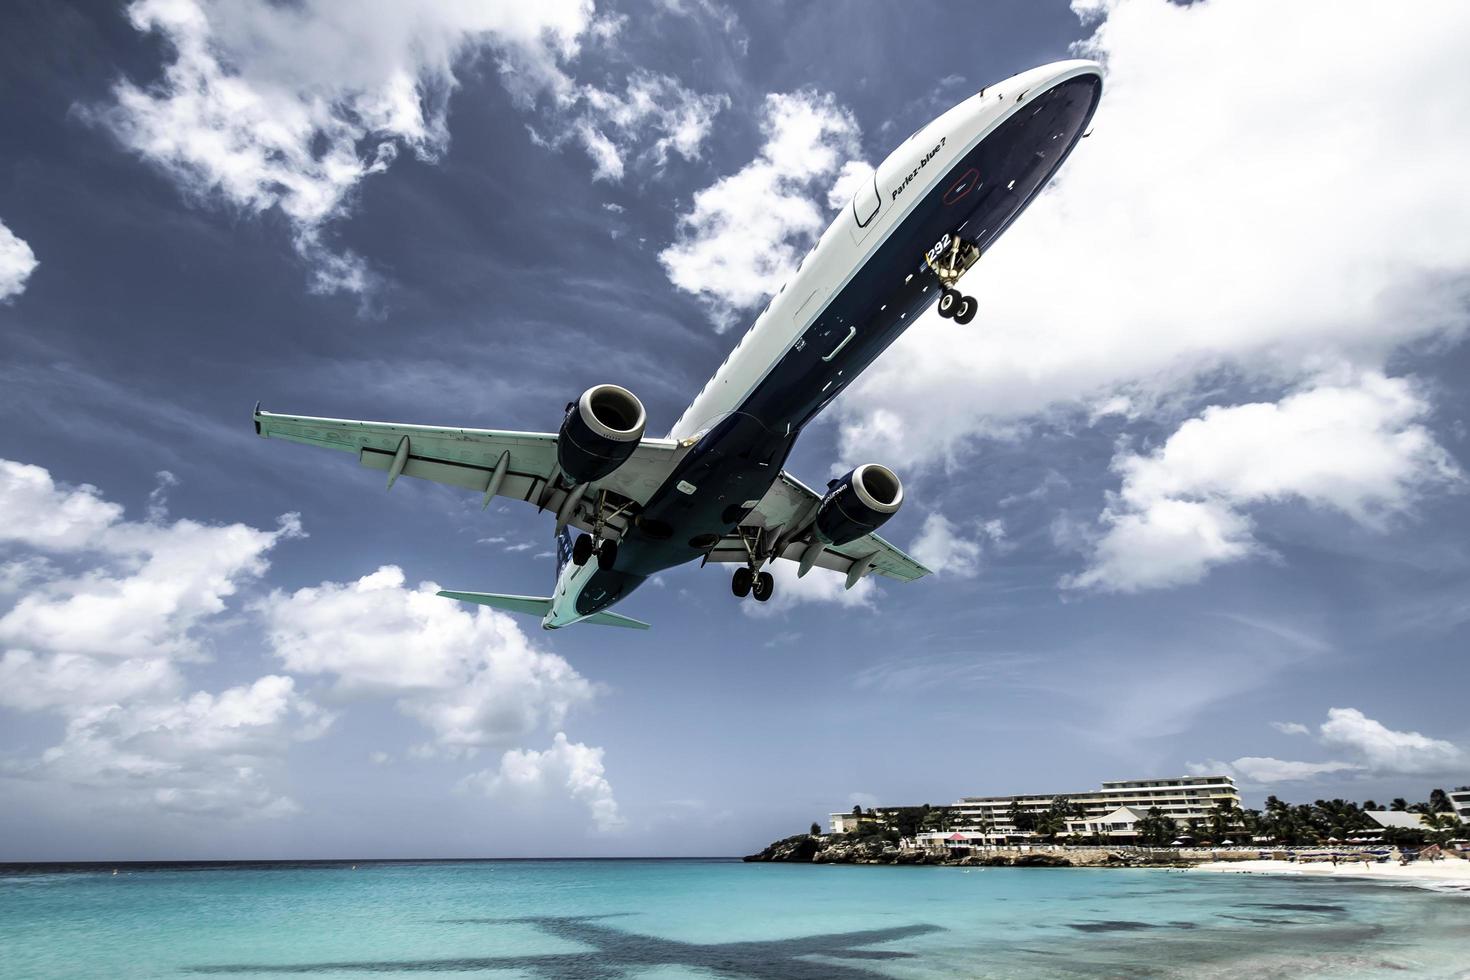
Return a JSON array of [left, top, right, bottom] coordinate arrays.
[[1193, 857, 1470, 890]]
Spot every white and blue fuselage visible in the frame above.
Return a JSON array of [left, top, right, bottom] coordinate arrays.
[[544, 60, 1103, 628]]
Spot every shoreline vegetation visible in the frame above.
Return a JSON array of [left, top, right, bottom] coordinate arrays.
[[746, 787, 1470, 888], [742, 835, 1470, 890]]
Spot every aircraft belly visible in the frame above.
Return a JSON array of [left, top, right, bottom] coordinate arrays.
[[602, 73, 1102, 591]]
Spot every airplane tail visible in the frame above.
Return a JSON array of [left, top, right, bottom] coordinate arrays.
[[437, 591, 553, 617]]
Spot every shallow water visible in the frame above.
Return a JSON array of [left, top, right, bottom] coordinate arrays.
[[2, 860, 1468, 979]]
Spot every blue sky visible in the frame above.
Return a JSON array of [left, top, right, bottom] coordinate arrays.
[[1, 0, 1468, 859]]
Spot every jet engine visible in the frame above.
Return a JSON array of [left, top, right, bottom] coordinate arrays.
[[557, 384, 647, 484], [813, 463, 904, 546]]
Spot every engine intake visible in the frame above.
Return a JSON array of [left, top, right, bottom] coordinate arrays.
[[813, 463, 903, 546], [557, 384, 647, 484]]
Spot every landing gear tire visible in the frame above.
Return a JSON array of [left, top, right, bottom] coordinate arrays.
[[937, 288, 960, 319], [752, 571, 774, 602], [572, 533, 594, 567], [954, 296, 977, 324], [597, 539, 618, 571], [732, 566, 753, 598]]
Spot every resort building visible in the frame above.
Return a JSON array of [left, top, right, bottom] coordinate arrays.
[[944, 775, 1241, 839], [1449, 787, 1470, 821], [832, 775, 1241, 842]]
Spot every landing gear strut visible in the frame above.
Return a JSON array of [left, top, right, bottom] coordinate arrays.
[[729, 526, 775, 602], [572, 489, 629, 569], [926, 234, 980, 325]]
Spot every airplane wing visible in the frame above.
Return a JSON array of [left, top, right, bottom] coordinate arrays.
[[252, 406, 681, 537], [702, 471, 931, 587]]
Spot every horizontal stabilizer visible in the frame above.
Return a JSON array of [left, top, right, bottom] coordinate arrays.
[[584, 610, 652, 630], [437, 591, 553, 617]]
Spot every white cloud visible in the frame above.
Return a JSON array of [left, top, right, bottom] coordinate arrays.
[[1190, 757, 1360, 785], [569, 72, 728, 182], [741, 557, 877, 617], [0, 458, 318, 820], [459, 732, 623, 832], [0, 218, 37, 301], [0, 458, 300, 685], [95, 0, 717, 294], [837, 0, 1470, 469], [1066, 372, 1462, 591], [660, 90, 867, 330], [258, 565, 595, 757], [908, 512, 1004, 578], [1318, 707, 1465, 775], [18, 675, 329, 818], [1192, 707, 1465, 785]]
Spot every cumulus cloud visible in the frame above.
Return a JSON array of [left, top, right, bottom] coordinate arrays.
[[0, 458, 318, 819], [1318, 707, 1465, 775], [0, 458, 301, 689], [96, 0, 721, 294], [1192, 707, 1465, 785], [0, 218, 37, 301], [908, 513, 1006, 578], [660, 90, 867, 330], [258, 565, 595, 757], [21, 675, 329, 818], [837, 0, 1470, 468], [1066, 372, 1462, 592], [544, 71, 729, 182], [1190, 757, 1361, 785], [741, 557, 877, 617], [459, 732, 623, 833]]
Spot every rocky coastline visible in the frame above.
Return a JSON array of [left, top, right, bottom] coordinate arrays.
[[743, 834, 1195, 868]]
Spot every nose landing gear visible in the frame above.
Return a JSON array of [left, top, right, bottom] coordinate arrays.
[[927, 234, 980, 324]]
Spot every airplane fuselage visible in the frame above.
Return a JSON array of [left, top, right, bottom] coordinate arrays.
[[544, 60, 1102, 628]]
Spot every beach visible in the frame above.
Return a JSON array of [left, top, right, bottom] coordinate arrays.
[[1194, 856, 1470, 891]]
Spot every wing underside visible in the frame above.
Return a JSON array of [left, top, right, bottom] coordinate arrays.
[[253, 407, 928, 590], [253, 407, 680, 539]]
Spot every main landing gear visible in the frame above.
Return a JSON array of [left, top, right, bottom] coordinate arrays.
[[571, 489, 626, 571], [572, 533, 618, 570], [732, 566, 774, 602], [926, 234, 981, 325], [730, 526, 775, 602]]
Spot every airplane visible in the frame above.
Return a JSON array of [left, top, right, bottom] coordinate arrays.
[[253, 60, 1103, 630]]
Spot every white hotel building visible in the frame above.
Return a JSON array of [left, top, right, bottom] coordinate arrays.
[[834, 775, 1241, 842]]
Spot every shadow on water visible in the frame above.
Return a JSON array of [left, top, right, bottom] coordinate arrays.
[[183, 915, 944, 979], [1063, 921, 1197, 933]]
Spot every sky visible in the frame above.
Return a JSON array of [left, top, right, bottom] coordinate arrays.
[[1, 0, 1468, 860]]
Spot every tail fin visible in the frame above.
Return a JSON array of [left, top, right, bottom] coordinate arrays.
[[437, 591, 651, 629], [583, 610, 652, 630], [437, 591, 553, 618]]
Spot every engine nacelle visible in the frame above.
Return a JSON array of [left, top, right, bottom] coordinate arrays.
[[557, 384, 647, 484], [813, 463, 904, 546]]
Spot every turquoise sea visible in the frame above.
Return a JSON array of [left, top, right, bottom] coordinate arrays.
[[3, 860, 1468, 979]]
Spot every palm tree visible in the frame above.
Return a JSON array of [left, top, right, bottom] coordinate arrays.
[[1391, 798, 1408, 811]]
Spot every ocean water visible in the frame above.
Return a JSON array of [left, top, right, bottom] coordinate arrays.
[[2, 860, 1468, 979]]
